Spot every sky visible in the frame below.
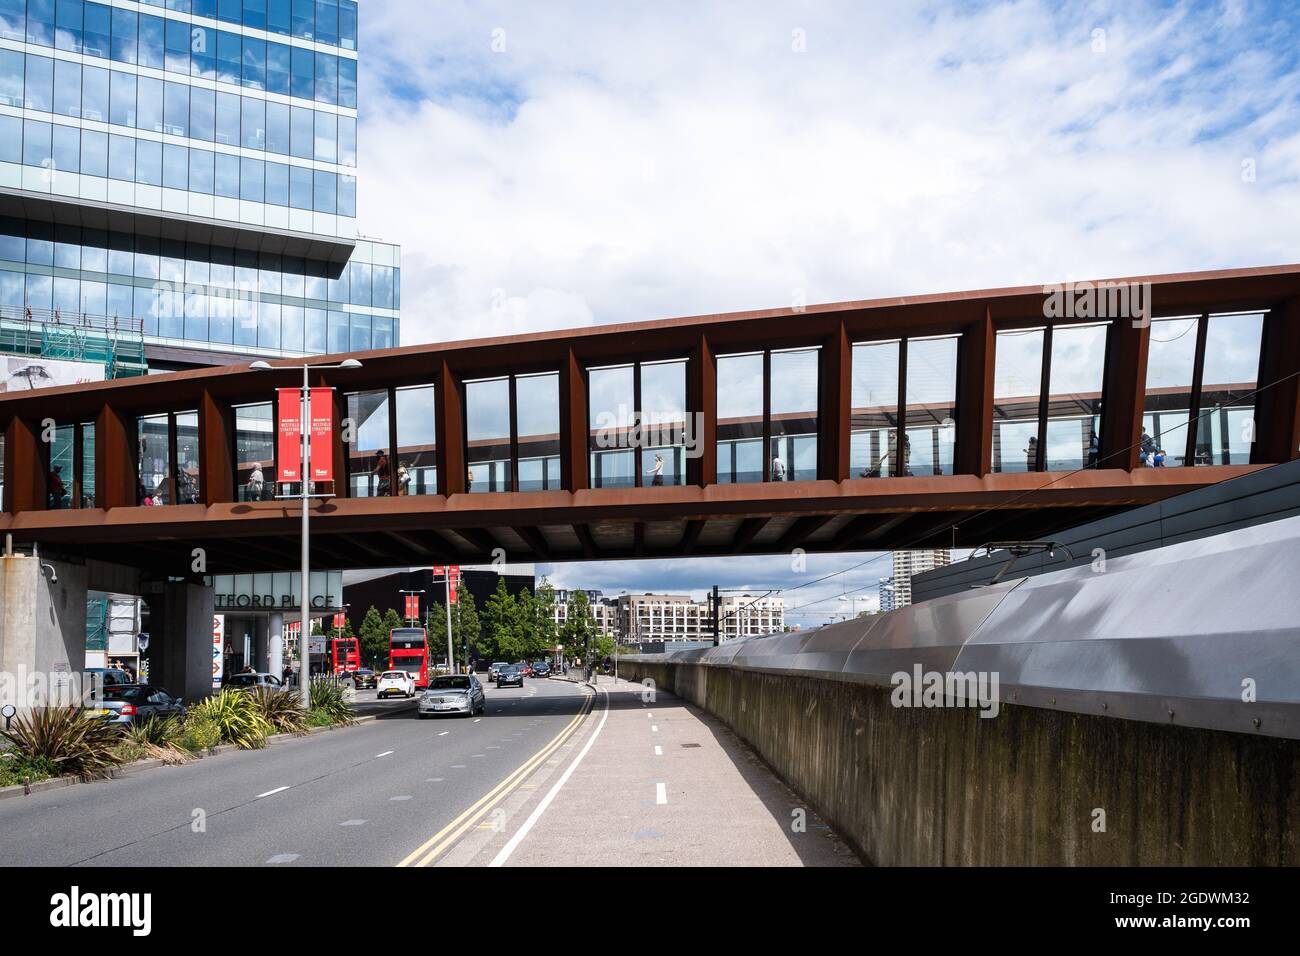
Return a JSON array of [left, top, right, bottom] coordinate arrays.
[[351, 0, 1300, 629]]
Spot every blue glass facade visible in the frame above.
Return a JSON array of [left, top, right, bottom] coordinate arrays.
[[0, 0, 400, 361]]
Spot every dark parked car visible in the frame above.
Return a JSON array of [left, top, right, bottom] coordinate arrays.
[[352, 669, 377, 689], [87, 684, 186, 727], [497, 665, 524, 688], [532, 660, 552, 678], [223, 672, 285, 689]]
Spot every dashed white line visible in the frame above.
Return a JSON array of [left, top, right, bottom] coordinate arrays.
[[651, 725, 659, 733], [438, 731, 450, 737], [266, 853, 299, 864], [376, 750, 394, 757], [256, 786, 290, 799], [654, 745, 663, 756], [655, 783, 668, 805], [390, 795, 412, 801], [340, 819, 367, 826]]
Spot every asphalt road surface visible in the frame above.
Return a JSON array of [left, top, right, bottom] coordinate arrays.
[[0, 677, 589, 867]]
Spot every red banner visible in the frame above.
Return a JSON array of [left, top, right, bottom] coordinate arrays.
[[404, 594, 419, 620], [277, 388, 302, 482], [309, 388, 334, 482], [433, 566, 461, 605], [332, 612, 344, 630]]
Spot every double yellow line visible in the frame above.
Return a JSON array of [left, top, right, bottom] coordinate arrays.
[[396, 688, 595, 867]]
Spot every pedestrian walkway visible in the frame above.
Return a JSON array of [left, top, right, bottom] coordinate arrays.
[[453, 676, 858, 867]]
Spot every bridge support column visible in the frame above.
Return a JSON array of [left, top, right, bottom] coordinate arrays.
[[267, 612, 284, 682], [145, 581, 215, 705], [254, 616, 269, 673], [0, 554, 88, 712]]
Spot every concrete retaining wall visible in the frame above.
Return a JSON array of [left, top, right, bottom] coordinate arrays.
[[622, 659, 1300, 866]]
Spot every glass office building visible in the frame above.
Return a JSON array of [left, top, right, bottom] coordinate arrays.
[[0, 0, 399, 369]]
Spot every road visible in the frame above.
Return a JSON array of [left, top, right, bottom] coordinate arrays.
[[0, 677, 590, 867]]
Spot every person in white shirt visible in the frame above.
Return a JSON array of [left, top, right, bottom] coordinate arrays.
[[248, 462, 265, 500], [649, 453, 665, 486]]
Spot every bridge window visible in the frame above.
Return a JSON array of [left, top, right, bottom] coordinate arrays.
[[992, 329, 1043, 472], [717, 352, 764, 483], [993, 324, 1107, 473], [136, 409, 200, 505], [345, 388, 390, 496], [1143, 311, 1265, 467], [234, 402, 274, 501], [588, 358, 687, 488], [904, 336, 958, 476], [851, 340, 900, 477], [771, 348, 819, 482], [394, 384, 437, 495], [79, 420, 94, 507], [466, 372, 560, 493], [48, 423, 73, 509], [853, 335, 957, 477], [1142, 317, 1200, 467], [465, 376, 510, 492], [588, 364, 635, 488], [1196, 312, 1264, 466], [1045, 323, 1107, 471], [516, 372, 560, 492]]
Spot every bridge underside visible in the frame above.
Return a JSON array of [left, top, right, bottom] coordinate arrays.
[[3, 466, 1254, 573]]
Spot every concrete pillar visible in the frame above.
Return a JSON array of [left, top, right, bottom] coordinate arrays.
[[145, 581, 215, 705], [0, 554, 88, 711], [254, 616, 269, 673], [268, 612, 284, 682]]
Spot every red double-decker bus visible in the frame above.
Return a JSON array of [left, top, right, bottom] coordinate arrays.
[[390, 627, 428, 686], [330, 637, 360, 673]]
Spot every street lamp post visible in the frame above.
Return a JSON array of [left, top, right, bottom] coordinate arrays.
[[251, 357, 362, 709]]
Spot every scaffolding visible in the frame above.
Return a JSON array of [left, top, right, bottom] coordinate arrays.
[[0, 305, 147, 379]]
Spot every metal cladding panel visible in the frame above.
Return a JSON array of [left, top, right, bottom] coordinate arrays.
[[635, 514, 1300, 738], [955, 512, 1300, 737]]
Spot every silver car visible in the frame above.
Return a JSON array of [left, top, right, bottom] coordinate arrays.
[[418, 674, 485, 719]]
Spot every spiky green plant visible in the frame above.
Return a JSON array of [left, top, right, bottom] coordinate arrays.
[[175, 715, 222, 754], [118, 715, 193, 765], [308, 677, 357, 726], [0, 706, 124, 778], [250, 687, 308, 735], [186, 689, 273, 749]]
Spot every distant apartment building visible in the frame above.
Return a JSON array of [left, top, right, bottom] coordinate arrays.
[[878, 575, 897, 613], [615, 592, 785, 643], [551, 588, 617, 639], [891, 550, 951, 607]]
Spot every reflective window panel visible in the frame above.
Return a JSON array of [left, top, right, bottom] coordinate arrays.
[[716, 352, 763, 484], [394, 384, 436, 495], [516, 372, 559, 492], [465, 376, 509, 493], [770, 347, 818, 482], [1194, 311, 1264, 466], [233, 402, 274, 501], [1044, 323, 1106, 472], [904, 336, 957, 477], [1142, 317, 1199, 467], [851, 340, 899, 477], [346, 388, 390, 496], [992, 329, 1043, 473]]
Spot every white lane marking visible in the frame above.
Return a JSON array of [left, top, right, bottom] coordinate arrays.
[[438, 731, 450, 737], [651, 725, 659, 733], [390, 795, 412, 801], [647, 713, 653, 718], [655, 782, 668, 805], [426, 777, 444, 782], [340, 819, 367, 826], [376, 750, 394, 757], [473, 718, 481, 723], [490, 686, 610, 868], [267, 853, 299, 864], [654, 745, 663, 756], [257, 786, 290, 799]]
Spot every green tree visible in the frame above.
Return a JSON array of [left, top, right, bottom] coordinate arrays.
[[480, 577, 525, 661], [523, 580, 559, 659], [560, 589, 597, 661], [427, 587, 482, 668], [357, 606, 388, 670]]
